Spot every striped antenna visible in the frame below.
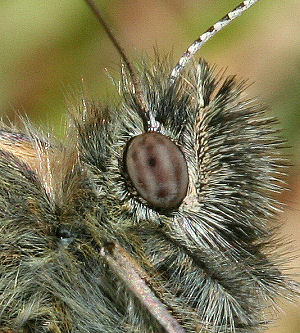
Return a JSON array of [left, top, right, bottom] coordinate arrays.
[[170, 0, 261, 83]]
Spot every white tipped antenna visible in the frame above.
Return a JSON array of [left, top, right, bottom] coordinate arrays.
[[170, 0, 261, 83]]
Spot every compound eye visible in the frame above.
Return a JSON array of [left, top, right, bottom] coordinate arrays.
[[125, 132, 188, 209]]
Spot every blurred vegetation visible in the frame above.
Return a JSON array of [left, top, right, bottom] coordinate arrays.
[[0, 0, 299, 331]]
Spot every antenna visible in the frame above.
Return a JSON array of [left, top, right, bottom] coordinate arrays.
[[169, 0, 261, 83], [83, 0, 150, 126]]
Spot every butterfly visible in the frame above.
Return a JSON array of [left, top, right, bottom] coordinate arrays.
[[0, 0, 299, 332]]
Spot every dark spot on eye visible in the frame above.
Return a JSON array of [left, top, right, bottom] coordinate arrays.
[[145, 143, 154, 152], [148, 157, 156, 167], [157, 188, 168, 198]]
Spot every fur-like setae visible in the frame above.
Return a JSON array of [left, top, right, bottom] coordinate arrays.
[[0, 59, 298, 333]]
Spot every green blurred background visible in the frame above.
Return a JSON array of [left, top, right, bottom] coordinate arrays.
[[0, 0, 299, 331]]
